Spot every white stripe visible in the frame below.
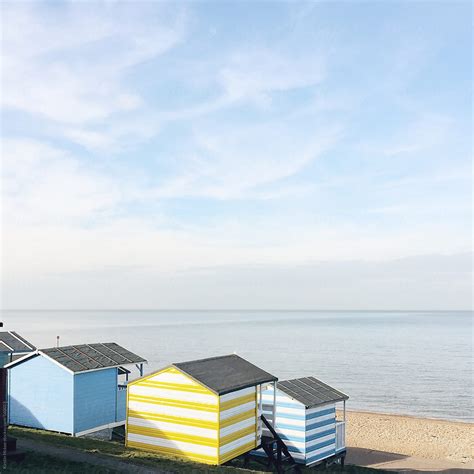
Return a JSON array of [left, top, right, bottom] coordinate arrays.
[[261, 394, 302, 407], [128, 417, 217, 439], [128, 400, 217, 422], [220, 401, 256, 420], [220, 386, 255, 402], [220, 417, 255, 437], [149, 372, 201, 385], [129, 385, 217, 405], [263, 404, 305, 418], [306, 413, 335, 426], [306, 433, 336, 449], [219, 433, 255, 453], [127, 432, 217, 457], [264, 427, 305, 440]]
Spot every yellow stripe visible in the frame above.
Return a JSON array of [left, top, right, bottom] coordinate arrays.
[[127, 440, 218, 465], [141, 380, 210, 394], [220, 393, 255, 411], [219, 440, 256, 464], [254, 386, 258, 448], [129, 394, 218, 412], [220, 409, 255, 429], [128, 425, 218, 447], [217, 389, 220, 464], [125, 375, 130, 448], [220, 425, 256, 446], [128, 409, 218, 430], [128, 366, 173, 387]]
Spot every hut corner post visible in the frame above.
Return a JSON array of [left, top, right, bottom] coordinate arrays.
[[272, 381, 277, 428], [0, 368, 7, 466], [343, 400, 346, 422]]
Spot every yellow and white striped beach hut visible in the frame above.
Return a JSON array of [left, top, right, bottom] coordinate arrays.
[[125, 354, 277, 465]]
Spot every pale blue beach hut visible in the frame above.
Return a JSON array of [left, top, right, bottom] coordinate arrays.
[[0, 332, 35, 367], [257, 377, 348, 467], [6, 343, 146, 436]]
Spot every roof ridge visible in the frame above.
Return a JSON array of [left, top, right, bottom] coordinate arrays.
[[173, 353, 238, 365]]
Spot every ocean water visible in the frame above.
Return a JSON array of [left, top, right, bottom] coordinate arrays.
[[3, 310, 472, 422]]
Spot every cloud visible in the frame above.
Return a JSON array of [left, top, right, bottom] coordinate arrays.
[[218, 48, 326, 105], [3, 251, 471, 310], [151, 119, 341, 200], [1, 139, 121, 225], [1, 3, 187, 126]]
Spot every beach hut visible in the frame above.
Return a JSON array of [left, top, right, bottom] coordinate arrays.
[[258, 377, 348, 467], [126, 354, 278, 465], [6, 342, 146, 436], [0, 332, 35, 367]]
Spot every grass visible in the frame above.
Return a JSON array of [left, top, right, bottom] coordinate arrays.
[[9, 426, 389, 473], [4, 451, 118, 473]]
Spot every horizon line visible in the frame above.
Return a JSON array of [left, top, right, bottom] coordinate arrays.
[[1, 308, 472, 312]]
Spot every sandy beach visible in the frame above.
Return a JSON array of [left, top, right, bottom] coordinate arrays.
[[343, 410, 473, 472]]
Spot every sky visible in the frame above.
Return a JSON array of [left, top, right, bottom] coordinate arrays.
[[1, 1, 472, 310]]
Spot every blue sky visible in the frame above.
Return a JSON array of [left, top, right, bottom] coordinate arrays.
[[1, 1, 472, 309]]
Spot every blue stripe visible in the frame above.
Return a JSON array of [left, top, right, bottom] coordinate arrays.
[[306, 448, 336, 465], [307, 418, 334, 431], [306, 438, 335, 454], [306, 407, 335, 420], [306, 428, 336, 442], [287, 445, 305, 454]]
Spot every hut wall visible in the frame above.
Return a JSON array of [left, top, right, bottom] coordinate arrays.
[[259, 386, 338, 465], [116, 385, 127, 421], [305, 404, 337, 465], [126, 367, 220, 464], [8, 355, 74, 433], [261, 385, 306, 462], [73, 367, 118, 434], [218, 386, 258, 463]]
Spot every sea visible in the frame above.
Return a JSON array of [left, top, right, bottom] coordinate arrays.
[[2, 310, 472, 423]]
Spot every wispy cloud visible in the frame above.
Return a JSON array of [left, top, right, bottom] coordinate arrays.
[[2, 2, 187, 143]]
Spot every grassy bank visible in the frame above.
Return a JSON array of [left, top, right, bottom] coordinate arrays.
[[9, 426, 389, 473], [5, 451, 118, 474]]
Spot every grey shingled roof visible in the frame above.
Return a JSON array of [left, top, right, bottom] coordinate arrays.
[[40, 343, 146, 373], [0, 332, 35, 353], [174, 354, 277, 395], [278, 377, 348, 408]]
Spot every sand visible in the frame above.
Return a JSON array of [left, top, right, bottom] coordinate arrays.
[[342, 411, 473, 472]]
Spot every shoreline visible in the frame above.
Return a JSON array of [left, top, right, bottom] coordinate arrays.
[[345, 408, 473, 425]]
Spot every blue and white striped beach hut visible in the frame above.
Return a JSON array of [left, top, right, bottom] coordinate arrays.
[[259, 377, 348, 466]]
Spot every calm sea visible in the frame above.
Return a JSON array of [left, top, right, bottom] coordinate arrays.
[[3, 310, 472, 422]]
